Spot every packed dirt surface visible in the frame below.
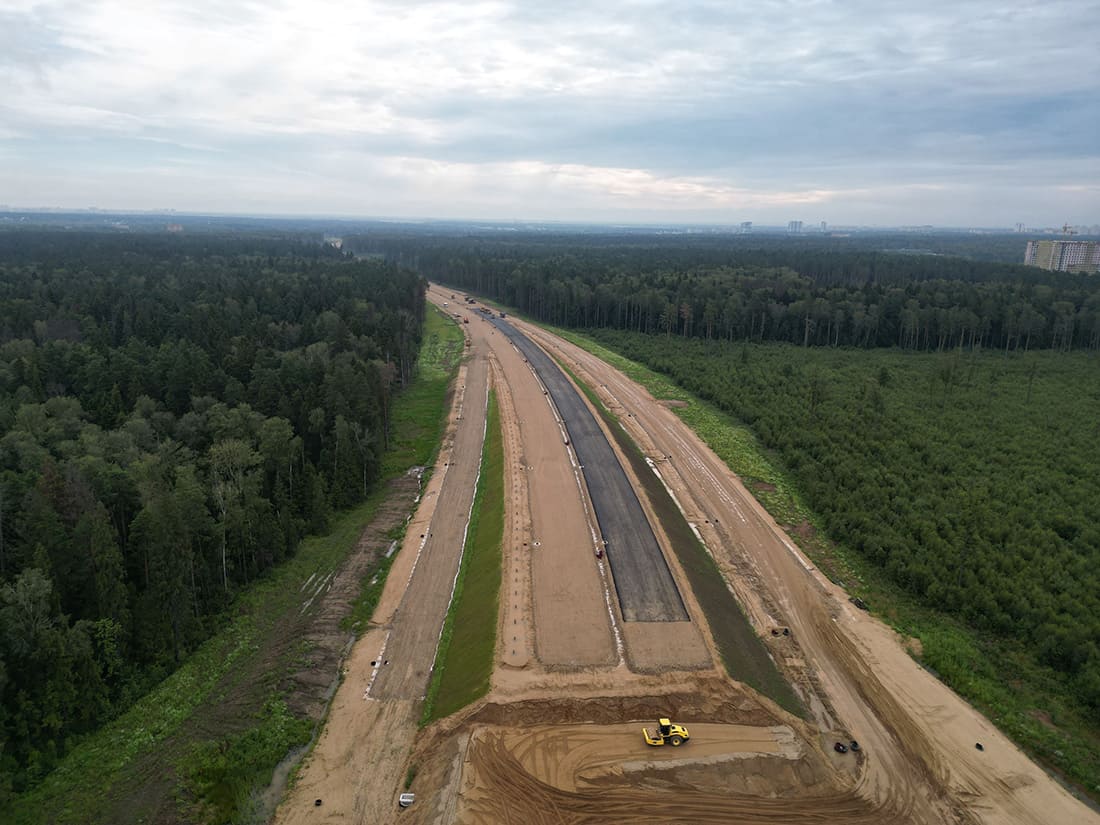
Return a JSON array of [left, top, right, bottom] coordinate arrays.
[[370, 352, 489, 700], [275, 349, 489, 824], [273, 288, 1099, 825], [491, 318, 688, 623], [402, 686, 872, 825]]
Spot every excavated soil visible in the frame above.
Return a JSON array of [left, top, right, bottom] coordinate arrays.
[[402, 690, 869, 825]]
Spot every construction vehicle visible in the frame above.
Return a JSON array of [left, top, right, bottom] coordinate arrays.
[[642, 718, 690, 747]]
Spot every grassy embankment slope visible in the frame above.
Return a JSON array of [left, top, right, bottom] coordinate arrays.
[[422, 389, 504, 723], [568, 328, 1100, 803], [8, 305, 463, 825]]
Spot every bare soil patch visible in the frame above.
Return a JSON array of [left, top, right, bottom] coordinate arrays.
[[284, 472, 424, 719], [621, 623, 709, 672], [275, 629, 420, 825], [791, 519, 817, 542], [1028, 709, 1058, 732], [401, 687, 860, 825]]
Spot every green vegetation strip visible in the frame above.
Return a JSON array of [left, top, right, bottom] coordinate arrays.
[[9, 306, 465, 825], [557, 357, 802, 716], [421, 390, 504, 724], [383, 304, 467, 476]]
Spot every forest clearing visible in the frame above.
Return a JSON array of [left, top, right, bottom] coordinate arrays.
[[275, 283, 1098, 824]]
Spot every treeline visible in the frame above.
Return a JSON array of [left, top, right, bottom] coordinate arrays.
[[0, 232, 424, 793], [588, 330, 1100, 721], [349, 232, 1100, 352]]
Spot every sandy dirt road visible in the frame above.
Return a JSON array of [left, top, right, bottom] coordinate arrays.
[[370, 350, 489, 700], [451, 292, 709, 673], [524, 321, 1100, 825], [274, 331, 489, 824]]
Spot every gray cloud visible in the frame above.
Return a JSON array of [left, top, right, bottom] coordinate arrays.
[[0, 0, 1096, 224]]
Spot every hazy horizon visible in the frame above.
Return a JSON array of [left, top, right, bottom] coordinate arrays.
[[2, 1, 1097, 226], [2, 205, 1096, 234]]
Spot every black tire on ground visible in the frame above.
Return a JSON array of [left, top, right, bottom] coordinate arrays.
[[670, 735, 683, 746]]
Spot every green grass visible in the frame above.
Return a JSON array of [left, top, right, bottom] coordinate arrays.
[[341, 524, 404, 636], [556, 358, 802, 716], [8, 307, 467, 824], [421, 391, 504, 724], [178, 697, 312, 825], [382, 304, 465, 476]]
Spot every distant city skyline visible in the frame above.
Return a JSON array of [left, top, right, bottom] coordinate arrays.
[[2, 204, 1098, 235], [1, 1, 1097, 225]]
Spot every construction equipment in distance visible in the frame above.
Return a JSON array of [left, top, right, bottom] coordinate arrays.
[[642, 718, 690, 747]]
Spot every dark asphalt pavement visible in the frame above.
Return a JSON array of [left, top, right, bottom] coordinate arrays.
[[488, 315, 687, 622]]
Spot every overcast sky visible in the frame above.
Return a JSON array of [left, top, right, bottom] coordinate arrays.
[[1, 0, 1097, 226]]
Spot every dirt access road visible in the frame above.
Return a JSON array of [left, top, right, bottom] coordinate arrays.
[[274, 334, 489, 824]]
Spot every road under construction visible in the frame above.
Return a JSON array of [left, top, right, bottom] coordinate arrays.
[[274, 287, 1100, 825]]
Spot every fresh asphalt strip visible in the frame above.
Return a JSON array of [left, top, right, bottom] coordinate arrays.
[[488, 315, 688, 622]]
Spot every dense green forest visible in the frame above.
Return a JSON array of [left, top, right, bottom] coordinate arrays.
[[352, 231, 1100, 352], [0, 232, 424, 795], [588, 333, 1100, 717]]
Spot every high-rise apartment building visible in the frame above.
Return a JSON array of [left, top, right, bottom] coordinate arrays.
[[1024, 240, 1100, 273], [787, 220, 803, 233]]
